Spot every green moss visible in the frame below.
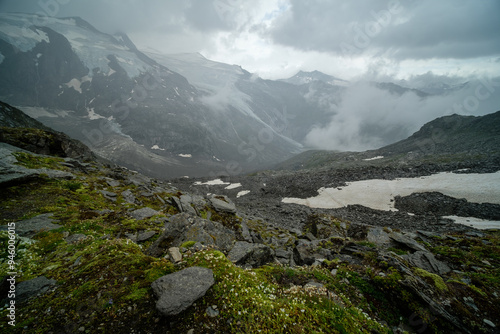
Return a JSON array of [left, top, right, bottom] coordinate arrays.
[[13, 151, 67, 170], [414, 268, 448, 292], [181, 240, 197, 248]]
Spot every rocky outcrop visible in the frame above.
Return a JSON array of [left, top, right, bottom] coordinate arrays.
[[16, 276, 57, 303], [146, 213, 236, 257], [151, 267, 215, 316]]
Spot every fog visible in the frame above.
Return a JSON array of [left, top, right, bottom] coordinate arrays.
[[305, 76, 500, 151]]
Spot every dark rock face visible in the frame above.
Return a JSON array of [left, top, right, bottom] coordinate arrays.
[[151, 267, 215, 316], [395, 192, 500, 220], [404, 251, 451, 275], [14, 213, 62, 237]]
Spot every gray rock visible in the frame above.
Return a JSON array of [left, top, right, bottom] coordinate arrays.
[[125, 230, 156, 243], [104, 177, 121, 188], [209, 195, 237, 214], [180, 195, 198, 215], [16, 213, 62, 237], [65, 234, 87, 244], [129, 207, 160, 220], [168, 247, 183, 263], [483, 319, 496, 328], [121, 189, 136, 204], [293, 239, 330, 266], [405, 251, 451, 275], [389, 232, 427, 252], [152, 266, 215, 316], [100, 190, 117, 202], [239, 221, 253, 243], [16, 276, 57, 303], [146, 213, 236, 257], [227, 241, 275, 268], [366, 227, 391, 246], [206, 306, 219, 318]]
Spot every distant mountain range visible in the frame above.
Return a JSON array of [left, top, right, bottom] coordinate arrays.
[[0, 12, 484, 179]]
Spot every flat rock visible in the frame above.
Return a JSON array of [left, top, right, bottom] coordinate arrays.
[[16, 276, 57, 303], [168, 247, 183, 263], [129, 207, 160, 220], [152, 266, 215, 316], [405, 251, 451, 275], [65, 234, 88, 244], [16, 213, 62, 237], [389, 232, 427, 252]]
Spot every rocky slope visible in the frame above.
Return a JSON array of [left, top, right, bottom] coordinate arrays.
[[1, 112, 499, 333]]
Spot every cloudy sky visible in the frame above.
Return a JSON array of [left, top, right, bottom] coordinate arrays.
[[1, 0, 499, 81]]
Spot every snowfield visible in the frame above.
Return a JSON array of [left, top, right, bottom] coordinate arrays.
[[282, 171, 500, 229]]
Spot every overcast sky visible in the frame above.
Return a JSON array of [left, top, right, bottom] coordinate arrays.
[[1, 0, 499, 80]]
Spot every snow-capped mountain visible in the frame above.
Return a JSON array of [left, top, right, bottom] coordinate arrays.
[[0, 13, 314, 178], [281, 70, 349, 87]]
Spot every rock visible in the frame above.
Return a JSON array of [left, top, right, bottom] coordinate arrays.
[[65, 234, 87, 244], [15, 213, 62, 237], [404, 251, 451, 275], [227, 241, 275, 268], [206, 306, 219, 318], [389, 232, 427, 252], [125, 230, 156, 243], [168, 247, 183, 263], [239, 221, 253, 242], [304, 281, 325, 293], [209, 195, 237, 214], [293, 239, 331, 266], [129, 207, 160, 220], [146, 213, 236, 257], [483, 319, 496, 328], [151, 267, 215, 316], [366, 227, 391, 246], [331, 269, 338, 276], [16, 276, 57, 303], [121, 189, 136, 204], [100, 190, 117, 202], [179, 194, 198, 215]]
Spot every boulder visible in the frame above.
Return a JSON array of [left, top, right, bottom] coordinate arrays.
[[146, 213, 236, 257], [151, 266, 215, 316], [168, 247, 183, 263], [227, 241, 275, 268], [209, 195, 237, 214], [125, 230, 156, 243], [65, 234, 88, 244], [180, 195, 198, 215]]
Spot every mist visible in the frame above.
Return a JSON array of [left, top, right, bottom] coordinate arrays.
[[305, 76, 500, 151]]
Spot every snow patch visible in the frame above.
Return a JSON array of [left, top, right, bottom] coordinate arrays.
[[87, 108, 106, 120], [151, 145, 166, 151], [66, 78, 82, 93], [444, 216, 500, 230], [178, 153, 192, 158], [194, 179, 230, 186], [237, 190, 251, 198], [225, 183, 242, 190], [363, 156, 384, 161], [282, 171, 500, 213]]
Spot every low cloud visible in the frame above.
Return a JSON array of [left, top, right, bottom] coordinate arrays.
[[305, 77, 500, 151]]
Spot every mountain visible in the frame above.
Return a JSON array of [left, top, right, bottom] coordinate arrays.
[[0, 13, 314, 178], [281, 70, 349, 87], [274, 110, 500, 171]]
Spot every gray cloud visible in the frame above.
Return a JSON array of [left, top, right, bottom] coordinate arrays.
[[270, 0, 500, 60]]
